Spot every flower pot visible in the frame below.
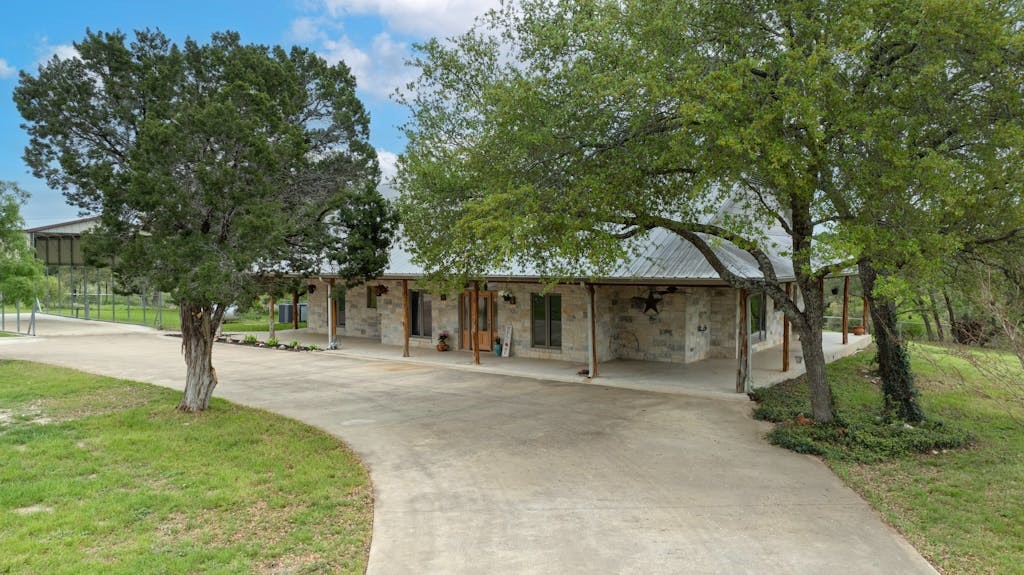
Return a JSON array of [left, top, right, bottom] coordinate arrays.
[[436, 341, 449, 352], [852, 326, 866, 336], [493, 343, 502, 356]]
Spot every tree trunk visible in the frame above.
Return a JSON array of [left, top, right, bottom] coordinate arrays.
[[268, 295, 276, 340], [859, 261, 925, 423], [918, 298, 936, 341], [292, 289, 300, 330], [942, 290, 956, 327], [928, 294, 945, 342], [793, 280, 835, 423], [178, 301, 223, 412]]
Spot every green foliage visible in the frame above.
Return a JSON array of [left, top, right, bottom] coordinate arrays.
[[265, 338, 279, 347], [308, 344, 320, 351], [752, 357, 972, 463], [242, 335, 257, 344], [289, 340, 300, 349], [0, 182, 44, 306], [15, 29, 394, 314], [0, 361, 372, 573]]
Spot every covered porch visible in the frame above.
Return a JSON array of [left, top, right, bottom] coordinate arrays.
[[224, 326, 871, 400]]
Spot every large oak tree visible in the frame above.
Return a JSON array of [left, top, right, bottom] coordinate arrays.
[[397, 0, 1023, 422], [16, 30, 393, 411]]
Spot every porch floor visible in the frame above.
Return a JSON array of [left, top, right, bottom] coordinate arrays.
[[222, 327, 871, 401]]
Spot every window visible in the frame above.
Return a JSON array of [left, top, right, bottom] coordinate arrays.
[[531, 293, 562, 348], [410, 290, 432, 337], [750, 292, 767, 342], [366, 286, 378, 308], [334, 289, 346, 326]]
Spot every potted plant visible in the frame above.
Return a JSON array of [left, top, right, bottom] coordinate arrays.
[[493, 336, 502, 357], [852, 325, 866, 336], [436, 331, 450, 352]]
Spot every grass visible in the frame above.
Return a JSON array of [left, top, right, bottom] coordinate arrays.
[[222, 321, 308, 332], [46, 304, 181, 329], [0, 332, 19, 337], [0, 361, 373, 574], [751, 344, 1023, 575]]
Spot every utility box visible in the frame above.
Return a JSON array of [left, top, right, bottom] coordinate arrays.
[[277, 303, 308, 323]]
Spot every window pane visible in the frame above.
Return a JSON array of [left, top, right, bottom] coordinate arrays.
[[532, 294, 546, 346], [549, 295, 562, 348], [421, 294, 432, 337], [366, 286, 377, 308], [411, 291, 421, 335]]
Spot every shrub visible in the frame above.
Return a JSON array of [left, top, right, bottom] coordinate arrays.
[[308, 344, 320, 351], [266, 338, 279, 347], [289, 340, 299, 349], [243, 335, 257, 344]]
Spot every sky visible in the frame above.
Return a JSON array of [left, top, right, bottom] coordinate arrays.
[[0, 0, 498, 227]]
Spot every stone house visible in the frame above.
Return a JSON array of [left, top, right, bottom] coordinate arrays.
[[302, 225, 817, 391]]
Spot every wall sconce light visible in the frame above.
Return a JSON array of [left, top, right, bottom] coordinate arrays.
[[440, 293, 447, 301], [697, 324, 708, 332], [499, 290, 516, 305], [374, 284, 389, 297], [307, 284, 317, 294]]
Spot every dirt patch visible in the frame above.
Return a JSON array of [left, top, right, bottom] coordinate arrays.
[[12, 504, 53, 515]]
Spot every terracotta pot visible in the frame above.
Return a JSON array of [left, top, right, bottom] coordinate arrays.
[[852, 326, 866, 336]]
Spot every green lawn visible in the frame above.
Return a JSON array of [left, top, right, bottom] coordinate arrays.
[[0, 332, 18, 337], [0, 361, 372, 574], [222, 321, 308, 332], [752, 345, 1023, 575], [46, 304, 181, 329]]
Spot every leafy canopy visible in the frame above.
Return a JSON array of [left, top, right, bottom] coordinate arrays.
[[0, 182, 43, 306], [16, 30, 393, 308]]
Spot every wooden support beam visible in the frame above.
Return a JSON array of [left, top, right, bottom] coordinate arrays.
[[587, 283, 598, 378], [329, 281, 338, 345], [842, 276, 850, 345], [782, 283, 791, 372], [862, 295, 870, 335], [736, 289, 749, 393], [292, 289, 300, 330], [471, 281, 480, 365], [402, 279, 410, 358], [268, 295, 275, 340]]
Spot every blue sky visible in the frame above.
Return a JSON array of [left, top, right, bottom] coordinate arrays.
[[0, 0, 495, 227]]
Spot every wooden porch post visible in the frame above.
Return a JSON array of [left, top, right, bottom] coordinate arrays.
[[862, 295, 870, 335], [402, 279, 410, 357], [587, 283, 598, 378], [842, 276, 850, 344], [292, 289, 300, 329], [329, 280, 338, 347], [471, 281, 480, 365], [782, 283, 791, 372], [268, 295, 276, 340], [737, 289, 750, 393]]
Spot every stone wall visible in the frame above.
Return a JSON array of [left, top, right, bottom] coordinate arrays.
[[304, 278, 756, 366]]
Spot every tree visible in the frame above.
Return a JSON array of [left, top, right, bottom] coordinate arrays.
[[0, 182, 44, 310], [16, 30, 394, 411], [397, 0, 1023, 423]]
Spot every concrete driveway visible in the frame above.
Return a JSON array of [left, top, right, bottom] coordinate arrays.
[[1, 316, 936, 574]]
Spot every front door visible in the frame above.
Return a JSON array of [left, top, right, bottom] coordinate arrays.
[[460, 291, 497, 351]]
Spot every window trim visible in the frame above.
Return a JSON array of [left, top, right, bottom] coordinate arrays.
[[531, 293, 562, 349]]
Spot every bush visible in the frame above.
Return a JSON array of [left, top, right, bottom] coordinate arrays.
[[289, 340, 300, 349], [751, 371, 972, 463], [266, 338, 279, 347], [243, 335, 257, 344]]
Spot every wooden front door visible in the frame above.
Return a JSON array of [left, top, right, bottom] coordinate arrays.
[[460, 291, 497, 351]]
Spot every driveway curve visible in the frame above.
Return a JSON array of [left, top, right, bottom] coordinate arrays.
[[1, 316, 936, 574]]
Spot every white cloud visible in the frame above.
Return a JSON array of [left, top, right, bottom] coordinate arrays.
[[377, 149, 399, 198], [319, 32, 415, 100], [321, 0, 499, 37], [0, 58, 15, 79], [288, 17, 326, 43], [34, 41, 80, 69]]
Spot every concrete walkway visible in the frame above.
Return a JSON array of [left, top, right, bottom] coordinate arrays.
[[229, 327, 872, 400], [1, 315, 935, 574]]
